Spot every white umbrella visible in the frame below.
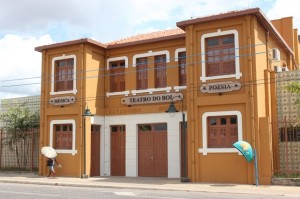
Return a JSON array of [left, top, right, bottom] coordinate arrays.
[[41, 146, 57, 158]]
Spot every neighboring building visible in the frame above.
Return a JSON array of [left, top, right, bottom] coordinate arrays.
[[35, 8, 300, 184], [0, 95, 40, 127]]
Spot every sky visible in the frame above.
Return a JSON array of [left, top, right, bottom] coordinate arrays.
[[0, 0, 299, 99]]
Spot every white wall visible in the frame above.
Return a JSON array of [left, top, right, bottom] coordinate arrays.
[[92, 112, 185, 178]]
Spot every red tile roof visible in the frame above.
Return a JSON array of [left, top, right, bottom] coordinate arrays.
[[106, 28, 185, 48]]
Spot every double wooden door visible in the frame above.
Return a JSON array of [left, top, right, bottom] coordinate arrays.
[[138, 123, 167, 177]]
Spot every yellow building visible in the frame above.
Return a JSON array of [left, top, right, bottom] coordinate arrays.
[[35, 8, 299, 184]]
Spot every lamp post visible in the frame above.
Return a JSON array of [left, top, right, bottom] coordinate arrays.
[[166, 95, 189, 182], [82, 106, 94, 178]]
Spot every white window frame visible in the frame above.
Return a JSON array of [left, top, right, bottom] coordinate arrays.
[[174, 48, 186, 61], [200, 29, 242, 82], [106, 56, 129, 97], [131, 50, 171, 95], [174, 48, 187, 91], [132, 50, 170, 67], [106, 56, 129, 70], [199, 111, 242, 155], [50, 54, 77, 95], [50, 119, 77, 155]]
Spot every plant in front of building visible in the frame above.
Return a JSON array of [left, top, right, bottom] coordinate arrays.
[[0, 102, 39, 169], [286, 81, 300, 107]]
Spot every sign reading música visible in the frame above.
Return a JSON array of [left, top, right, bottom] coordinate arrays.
[[49, 96, 76, 105], [121, 93, 183, 105], [200, 81, 241, 93]]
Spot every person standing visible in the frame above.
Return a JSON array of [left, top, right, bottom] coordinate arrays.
[[47, 157, 59, 178]]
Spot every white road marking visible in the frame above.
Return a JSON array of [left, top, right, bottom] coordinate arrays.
[[113, 191, 187, 199], [0, 190, 59, 197]]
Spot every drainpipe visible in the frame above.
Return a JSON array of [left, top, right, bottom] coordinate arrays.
[[246, 15, 257, 184]]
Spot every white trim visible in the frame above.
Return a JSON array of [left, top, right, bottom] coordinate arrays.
[[173, 85, 187, 92], [132, 50, 170, 67], [49, 119, 77, 155], [199, 111, 242, 155], [106, 56, 129, 70], [131, 87, 172, 95], [200, 29, 242, 82], [175, 48, 186, 61], [106, 90, 130, 97], [92, 112, 184, 178], [50, 54, 77, 95]]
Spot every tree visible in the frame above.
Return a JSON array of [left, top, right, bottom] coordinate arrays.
[[0, 102, 39, 169], [286, 81, 300, 107]]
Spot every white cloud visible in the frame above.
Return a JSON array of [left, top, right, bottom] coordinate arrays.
[[267, 0, 300, 29], [0, 34, 54, 98]]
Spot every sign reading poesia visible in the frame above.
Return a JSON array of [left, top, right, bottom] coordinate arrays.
[[200, 81, 241, 93], [121, 93, 183, 105]]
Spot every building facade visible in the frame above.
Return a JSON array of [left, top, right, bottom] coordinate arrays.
[[35, 8, 300, 184]]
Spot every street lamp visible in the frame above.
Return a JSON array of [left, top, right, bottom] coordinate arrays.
[[82, 106, 94, 178], [166, 95, 189, 182]]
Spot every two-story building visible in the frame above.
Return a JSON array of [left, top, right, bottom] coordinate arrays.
[[35, 8, 300, 184]]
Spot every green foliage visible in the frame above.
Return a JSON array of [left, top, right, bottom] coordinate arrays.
[[286, 82, 300, 107], [0, 102, 39, 168]]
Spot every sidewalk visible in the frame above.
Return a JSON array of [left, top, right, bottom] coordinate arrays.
[[0, 172, 299, 197]]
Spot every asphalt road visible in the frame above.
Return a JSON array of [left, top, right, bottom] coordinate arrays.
[[0, 182, 295, 199]]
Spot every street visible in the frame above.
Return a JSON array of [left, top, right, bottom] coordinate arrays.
[[0, 182, 296, 199]]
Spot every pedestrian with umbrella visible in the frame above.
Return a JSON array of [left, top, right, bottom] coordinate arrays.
[[41, 146, 61, 178]]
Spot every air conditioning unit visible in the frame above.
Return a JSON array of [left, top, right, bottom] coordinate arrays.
[[282, 66, 289, 71], [272, 48, 281, 60], [274, 66, 282, 72]]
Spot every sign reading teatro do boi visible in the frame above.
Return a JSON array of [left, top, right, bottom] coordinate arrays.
[[121, 93, 183, 105]]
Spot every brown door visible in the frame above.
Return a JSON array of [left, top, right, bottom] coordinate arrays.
[[111, 125, 126, 176], [138, 123, 167, 177], [90, 125, 100, 176]]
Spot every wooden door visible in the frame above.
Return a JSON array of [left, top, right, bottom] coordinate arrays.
[[111, 125, 126, 176], [138, 123, 167, 177], [90, 125, 100, 176]]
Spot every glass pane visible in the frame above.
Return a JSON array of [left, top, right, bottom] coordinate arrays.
[[63, 125, 68, 131], [230, 117, 237, 124], [111, 126, 118, 132], [69, 125, 72, 131], [68, 59, 74, 66], [55, 125, 60, 131], [120, 125, 126, 132], [154, 123, 167, 131], [209, 118, 217, 125], [207, 38, 219, 46], [222, 36, 234, 44], [138, 124, 152, 131], [220, 118, 227, 125]]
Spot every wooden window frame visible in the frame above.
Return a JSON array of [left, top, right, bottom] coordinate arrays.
[[199, 111, 242, 155], [54, 123, 73, 150], [154, 55, 167, 88], [109, 60, 125, 92], [50, 119, 77, 155], [205, 35, 235, 77], [51, 55, 77, 95], [136, 57, 148, 90], [54, 58, 74, 92], [178, 52, 186, 86], [200, 30, 241, 82], [207, 115, 238, 148]]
